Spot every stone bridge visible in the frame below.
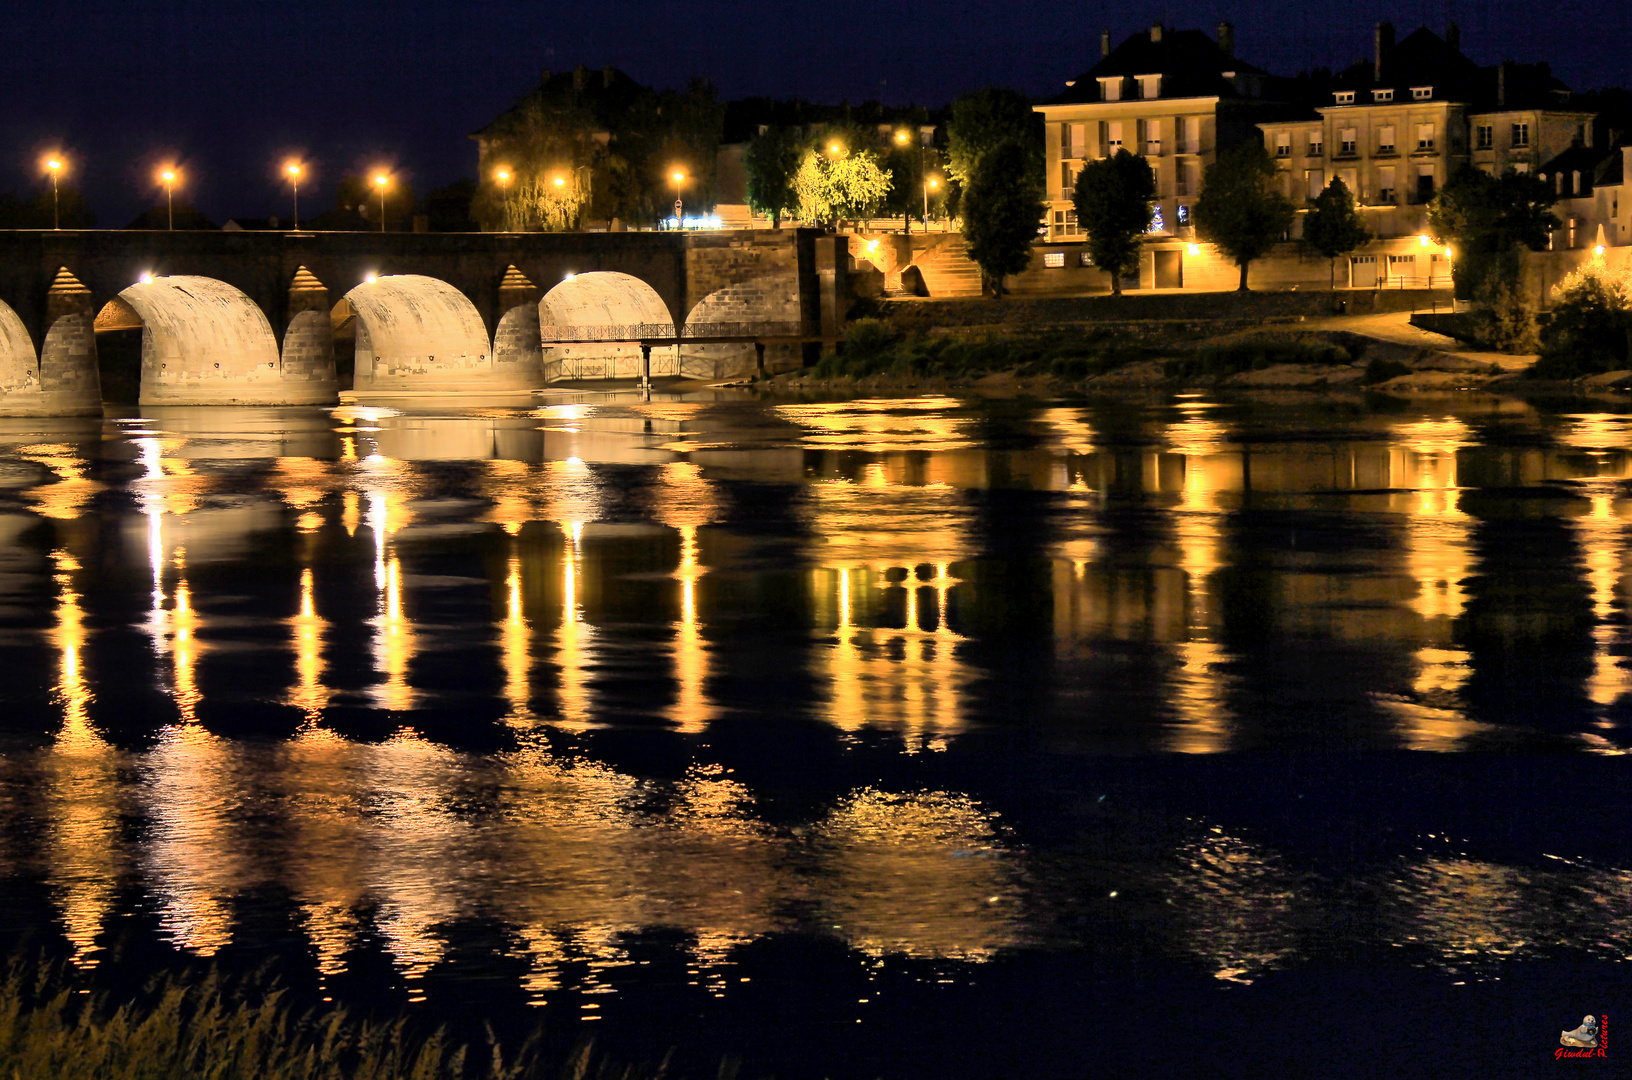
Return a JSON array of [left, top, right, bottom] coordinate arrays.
[[0, 229, 846, 412]]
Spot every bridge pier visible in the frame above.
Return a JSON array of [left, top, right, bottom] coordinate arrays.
[[38, 268, 102, 415], [279, 267, 339, 402]]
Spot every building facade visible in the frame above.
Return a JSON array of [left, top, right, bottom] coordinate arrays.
[[1034, 23, 1291, 246]]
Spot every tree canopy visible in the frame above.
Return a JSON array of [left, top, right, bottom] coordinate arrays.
[[1302, 177, 1369, 288], [0, 186, 95, 229], [1428, 166, 1559, 300], [1072, 150, 1154, 296], [1192, 143, 1297, 291], [947, 88, 1043, 190], [792, 148, 892, 228], [961, 139, 1045, 296], [744, 126, 802, 226]]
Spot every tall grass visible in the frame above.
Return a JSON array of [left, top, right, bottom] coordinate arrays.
[[0, 956, 687, 1080]]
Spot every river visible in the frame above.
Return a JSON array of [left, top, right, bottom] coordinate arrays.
[[0, 389, 1626, 1076]]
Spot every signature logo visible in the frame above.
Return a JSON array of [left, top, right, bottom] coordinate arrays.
[[1558, 1014, 1607, 1059]]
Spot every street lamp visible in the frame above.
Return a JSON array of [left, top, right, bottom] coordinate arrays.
[[496, 168, 512, 229], [285, 162, 303, 231], [671, 169, 687, 230], [159, 168, 178, 230], [925, 176, 941, 231], [897, 128, 927, 233], [374, 174, 389, 233], [44, 157, 63, 230]]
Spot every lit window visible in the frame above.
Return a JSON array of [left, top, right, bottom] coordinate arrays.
[[1335, 91, 1355, 104], [1416, 123, 1435, 151], [1373, 88, 1394, 102], [1340, 128, 1358, 155], [1138, 74, 1161, 100], [1411, 86, 1432, 99], [1377, 125, 1396, 154], [1307, 132, 1323, 156], [1511, 123, 1530, 148], [1275, 132, 1291, 157], [1475, 125, 1493, 149], [1099, 77, 1123, 102]]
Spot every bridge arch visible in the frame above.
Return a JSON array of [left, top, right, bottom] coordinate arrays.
[[680, 283, 804, 381], [0, 299, 42, 414], [345, 274, 535, 401], [120, 275, 331, 407], [539, 271, 676, 382]]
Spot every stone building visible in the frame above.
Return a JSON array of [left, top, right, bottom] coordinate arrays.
[[1033, 22, 1294, 250]]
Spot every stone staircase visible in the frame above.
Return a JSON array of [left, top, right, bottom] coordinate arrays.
[[910, 236, 984, 297]]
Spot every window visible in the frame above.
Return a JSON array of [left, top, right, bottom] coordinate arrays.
[[1575, 123, 1587, 147], [1099, 77, 1122, 102], [1142, 118, 1161, 155], [1275, 131, 1292, 157], [1412, 86, 1433, 100], [1476, 125, 1493, 149], [1306, 169, 1325, 199], [1377, 165, 1396, 202], [1374, 88, 1394, 102], [1307, 132, 1324, 156], [1176, 160, 1198, 196], [1416, 123, 1435, 151], [1614, 195, 1620, 219], [1061, 162, 1075, 198], [1377, 125, 1396, 154], [1511, 123, 1530, 147], [1176, 204, 1190, 227], [1339, 168, 1358, 195], [1106, 121, 1123, 150], [1554, 172, 1564, 195], [1180, 117, 1200, 154], [1069, 123, 1086, 158], [1416, 164, 1435, 202], [1512, 162, 1530, 174], [1573, 170, 1582, 194], [1043, 252, 1066, 268], [1340, 128, 1358, 155], [1138, 74, 1161, 100], [1079, 252, 1095, 267], [1335, 91, 1355, 104]]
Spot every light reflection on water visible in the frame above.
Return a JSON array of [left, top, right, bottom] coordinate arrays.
[[0, 394, 1630, 1012]]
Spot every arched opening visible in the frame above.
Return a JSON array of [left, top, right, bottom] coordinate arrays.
[[538, 271, 675, 382], [680, 284, 803, 382], [344, 274, 532, 400], [93, 297, 144, 403], [119, 275, 330, 406], [0, 298, 42, 414]]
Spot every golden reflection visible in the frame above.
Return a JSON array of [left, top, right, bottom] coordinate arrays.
[[501, 551, 532, 722], [1167, 407, 1238, 752], [280, 726, 367, 979], [16, 442, 101, 520], [44, 549, 122, 965], [289, 567, 327, 720], [810, 789, 1019, 960], [776, 398, 971, 452], [171, 553, 202, 724], [671, 525, 710, 734], [1572, 483, 1629, 732], [1386, 417, 1480, 749], [367, 485, 416, 711], [815, 563, 964, 749], [487, 458, 533, 535], [554, 520, 596, 729], [143, 724, 249, 957]]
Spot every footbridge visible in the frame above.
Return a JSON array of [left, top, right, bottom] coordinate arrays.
[[0, 229, 847, 412]]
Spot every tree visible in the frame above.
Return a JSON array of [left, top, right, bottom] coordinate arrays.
[[744, 126, 802, 226], [961, 139, 1045, 297], [1533, 261, 1632, 377], [1428, 166, 1558, 301], [333, 173, 416, 230], [1303, 177, 1370, 289], [1072, 150, 1154, 296], [947, 87, 1043, 189], [792, 149, 892, 229], [1192, 143, 1296, 291]]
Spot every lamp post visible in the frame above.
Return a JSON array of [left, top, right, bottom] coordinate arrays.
[[374, 174, 389, 233], [670, 169, 686, 230], [286, 163, 302, 231], [160, 169, 177, 230], [45, 158, 62, 230], [496, 168, 511, 229], [925, 176, 940, 231], [896, 130, 919, 233]]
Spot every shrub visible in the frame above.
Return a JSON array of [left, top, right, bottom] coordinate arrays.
[[1163, 334, 1351, 380], [1531, 262, 1632, 378], [1362, 357, 1413, 384]]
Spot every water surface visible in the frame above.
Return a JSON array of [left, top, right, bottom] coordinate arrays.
[[0, 390, 1629, 1076]]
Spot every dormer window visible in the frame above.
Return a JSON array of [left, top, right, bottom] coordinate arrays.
[[1411, 86, 1433, 100], [1137, 74, 1161, 100], [1098, 76, 1123, 102], [1373, 89, 1394, 102], [1334, 91, 1355, 104]]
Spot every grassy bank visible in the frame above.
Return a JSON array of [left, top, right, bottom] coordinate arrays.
[[0, 954, 711, 1080]]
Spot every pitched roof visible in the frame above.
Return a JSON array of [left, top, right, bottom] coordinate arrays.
[[1044, 26, 1267, 105], [1324, 26, 1578, 111]]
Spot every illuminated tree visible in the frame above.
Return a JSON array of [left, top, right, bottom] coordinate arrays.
[[1192, 143, 1295, 291], [793, 149, 892, 229], [744, 126, 802, 227], [961, 139, 1045, 297], [1072, 149, 1154, 296], [1302, 177, 1369, 289]]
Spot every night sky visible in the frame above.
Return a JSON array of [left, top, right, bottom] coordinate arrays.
[[2, 0, 1627, 225]]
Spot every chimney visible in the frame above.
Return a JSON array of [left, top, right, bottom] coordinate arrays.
[[1217, 21, 1235, 58], [1374, 22, 1394, 82], [1498, 60, 1509, 108], [1101, 29, 1111, 57], [1446, 21, 1460, 53], [1150, 23, 1162, 44]]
